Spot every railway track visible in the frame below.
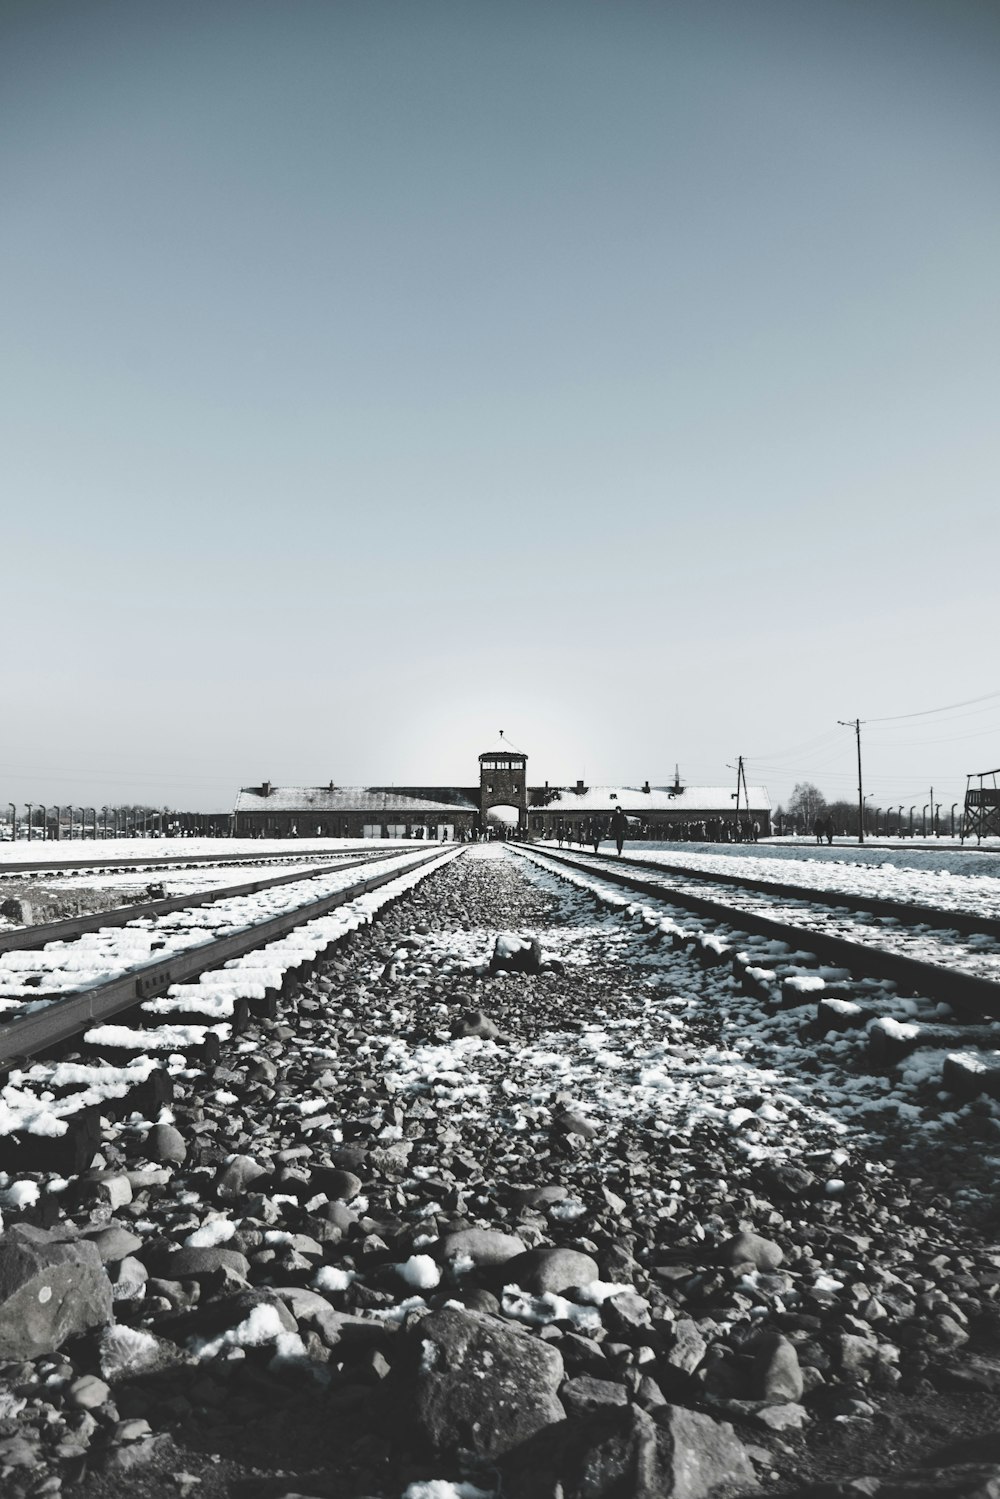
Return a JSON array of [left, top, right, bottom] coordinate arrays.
[[0, 844, 390, 880], [518, 845, 1000, 999], [0, 851, 458, 1109], [514, 843, 1000, 1108], [566, 845, 1000, 937], [3, 843, 1000, 1496], [0, 847, 400, 956]]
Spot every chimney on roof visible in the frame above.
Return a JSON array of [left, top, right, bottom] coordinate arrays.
[[262, 781, 272, 798], [576, 779, 585, 794], [328, 780, 334, 792], [642, 780, 650, 794], [672, 764, 683, 794]]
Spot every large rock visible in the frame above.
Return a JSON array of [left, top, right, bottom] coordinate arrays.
[[440, 1227, 526, 1269], [651, 1405, 757, 1496], [505, 1245, 600, 1295], [146, 1123, 186, 1165], [157, 1245, 250, 1282], [0, 1224, 113, 1359], [752, 1333, 803, 1403], [716, 1230, 783, 1271], [79, 1224, 143, 1264], [413, 1306, 565, 1460], [490, 934, 543, 975], [503, 1403, 757, 1499], [215, 1154, 268, 1201]]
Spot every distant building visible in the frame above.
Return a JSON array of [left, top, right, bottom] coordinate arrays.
[[232, 782, 477, 840], [232, 757, 770, 840], [527, 775, 771, 840]]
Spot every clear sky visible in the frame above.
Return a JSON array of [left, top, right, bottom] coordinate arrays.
[[3, 0, 998, 815]]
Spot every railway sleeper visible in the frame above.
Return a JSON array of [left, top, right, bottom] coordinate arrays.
[[4, 1106, 104, 1177], [140, 995, 251, 1034], [814, 996, 878, 1033], [739, 965, 779, 1002], [941, 1050, 1000, 1102], [81, 1023, 226, 1069], [36, 1066, 173, 1121], [695, 934, 733, 968], [868, 1017, 1000, 1070], [777, 968, 854, 1010]]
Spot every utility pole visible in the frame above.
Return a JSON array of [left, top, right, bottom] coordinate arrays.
[[838, 718, 864, 844], [730, 756, 753, 841]]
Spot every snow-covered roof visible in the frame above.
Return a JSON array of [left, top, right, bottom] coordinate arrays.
[[234, 786, 478, 815], [538, 784, 771, 814]]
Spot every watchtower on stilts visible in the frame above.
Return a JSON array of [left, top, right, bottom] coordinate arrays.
[[961, 767, 1000, 843]]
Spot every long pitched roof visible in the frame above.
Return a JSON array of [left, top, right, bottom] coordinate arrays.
[[234, 786, 478, 814], [539, 784, 771, 813]]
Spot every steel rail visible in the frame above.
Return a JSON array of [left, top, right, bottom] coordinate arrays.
[[0, 847, 375, 879], [0, 849, 401, 956], [0, 848, 453, 1069], [517, 846, 1000, 1019], [541, 845, 1000, 940]]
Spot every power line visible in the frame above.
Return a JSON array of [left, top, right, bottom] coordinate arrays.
[[865, 689, 1000, 724]]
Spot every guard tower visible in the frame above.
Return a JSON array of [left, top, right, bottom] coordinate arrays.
[[479, 740, 528, 830], [961, 768, 1000, 843]]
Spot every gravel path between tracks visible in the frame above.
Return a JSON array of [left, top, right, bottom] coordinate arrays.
[[2, 846, 1000, 1499]]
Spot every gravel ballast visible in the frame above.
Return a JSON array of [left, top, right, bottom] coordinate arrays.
[[1, 844, 1000, 1498]]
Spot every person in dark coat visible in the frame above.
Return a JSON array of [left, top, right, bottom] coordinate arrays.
[[611, 805, 628, 856], [824, 817, 835, 845], [813, 816, 825, 845]]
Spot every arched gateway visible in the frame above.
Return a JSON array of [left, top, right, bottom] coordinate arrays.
[[479, 747, 528, 830]]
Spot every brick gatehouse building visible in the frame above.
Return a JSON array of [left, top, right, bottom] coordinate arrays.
[[232, 751, 770, 840]]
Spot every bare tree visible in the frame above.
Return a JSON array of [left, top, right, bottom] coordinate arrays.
[[786, 782, 827, 830]]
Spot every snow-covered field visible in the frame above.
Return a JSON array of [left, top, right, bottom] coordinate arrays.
[[617, 837, 1000, 880], [0, 835, 412, 867]]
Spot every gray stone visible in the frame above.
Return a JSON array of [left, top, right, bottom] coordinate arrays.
[[752, 1332, 804, 1403], [158, 1245, 250, 1282], [0, 1224, 112, 1360], [322, 1169, 362, 1202], [506, 1402, 756, 1499], [490, 934, 543, 975], [441, 1227, 526, 1268], [272, 1285, 344, 1347], [754, 1403, 809, 1431], [454, 1009, 500, 1040], [717, 1230, 783, 1271], [79, 1224, 143, 1264], [215, 1153, 268, 1201], [414, 1305, 565, 1460], [651, 1404, 758, 1496], [111, 1255, 149, 1300], [554, 1108, 599, 1140], [604, 1290, 652, 1333], [86, 1172, 133, 1209], [67, 1375, 110, 1410], [560, 1374, 629, 1418], [147, 1123, 186, 1164], [505, 1245, 600, 1295], [0, 1433, 40, 1468], [666, 1318, 708, 1374]]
